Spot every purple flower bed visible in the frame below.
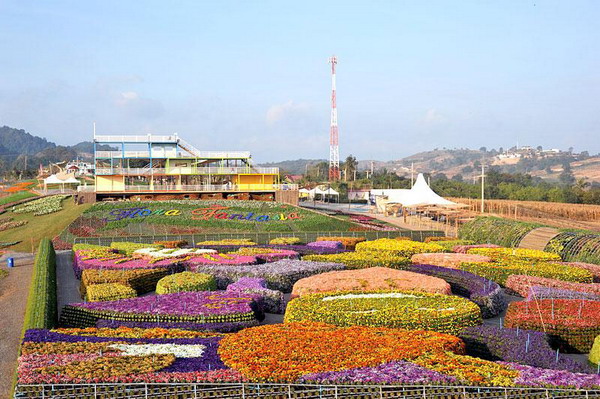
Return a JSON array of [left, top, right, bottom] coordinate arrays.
[[501, 362, 600, 389], [306, 241, 344, 249], [526, 286, 600, 302], [73, 254, 184, 278], [59, 291, 264, 329], [183, 254, 257, 268], [402, 264, 507, 318], [194, 244, 349, 256], [226, 277, 286, 313], [253, 250, 300, 263], [95, 319, 258, 332], [459, 325, 592, 374], [190, 259, 345, 292], [299, 361, 457, 385]]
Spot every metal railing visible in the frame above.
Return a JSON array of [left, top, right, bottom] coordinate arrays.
[[94, 167, 279, 175], [14, 382, 599, 399], [77, 183, 298, 193], [94, 134, 178, 143], [95, 150, 253, 159]]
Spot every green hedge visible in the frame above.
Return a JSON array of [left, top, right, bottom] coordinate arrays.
[[23, 238, 57, 329], [458, 217, 542, 247]]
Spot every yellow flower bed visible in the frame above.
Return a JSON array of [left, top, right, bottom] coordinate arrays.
[[284, 290, 482, 335], [269, 237, 301, 245], [467, 247, 561, 262], [355, 238, 446, 257], [196, 239, 257, 246], [155, 272, 217, 294], [459, 261, 593, 286], [85, 283, 137, 302], [304, 252, 411, 269]]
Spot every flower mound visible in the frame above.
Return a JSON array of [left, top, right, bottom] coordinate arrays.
[[291, 267, 451, 298], [226, 277, 286, 313], [85, 283, 137, 302], [505, 299, 600, 353], [467, 247, 561, 262], [284, 291, 481, 334], [307, 240, 343, 249], [190, 259, 345, 292], [505, 274, 600, 297], [316, 236, 366, 249], [184, 253, 257, 268], [59, 291, 263, 331], [218, 321, 464, 382], [231, 247, 300, 262], [303, 252, 411, 269], [156, 272, 217, 294], [80, 268, 170, 296], [355, 238, 446, 256], [269, 237, 301, 245], [411, 253, 491, 269]]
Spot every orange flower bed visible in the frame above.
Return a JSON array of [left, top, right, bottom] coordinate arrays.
[[411, 253, 492, 269], [218, 321, 464, 382], [4, 182, 34, 193], [316, 236, 366, 249], [290, 267, 451, 298]]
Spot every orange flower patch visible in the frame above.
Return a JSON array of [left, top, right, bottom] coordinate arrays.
[[218, 321, 464, 382]]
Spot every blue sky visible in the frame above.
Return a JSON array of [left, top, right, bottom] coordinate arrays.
[[0, 1, 598, 162]]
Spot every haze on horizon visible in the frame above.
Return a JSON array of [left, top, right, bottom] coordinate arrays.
[[0, 0, 598, 162]]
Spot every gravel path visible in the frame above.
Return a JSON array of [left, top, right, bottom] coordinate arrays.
[[56, 250, 82, 315], [0, 253, 34, 399]]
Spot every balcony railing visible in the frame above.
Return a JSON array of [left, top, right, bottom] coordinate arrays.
[[95, 150, 252, 159], [95, 167, 279, 176], [78, 184, 298, 193], [94, 134, 178, 143]]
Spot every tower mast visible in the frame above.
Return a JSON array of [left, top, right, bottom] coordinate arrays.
[[328, 55, 340, 181]]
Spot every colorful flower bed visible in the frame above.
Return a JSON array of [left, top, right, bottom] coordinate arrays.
[[303, 252, 411, 269], [184, 254, 257, 269], [467, 247, 561, 262], [458, 325, 592, 373], [306, 240, 343, 249], [0, 218, 27, 231], [504, 299, 600, 353], [316, 236, 366, 250], [430, 239, 474, 251], [269, 237, 301, 245], [284, 291, 481, 334], [355, 238, 446, 257], [73, 255, 185, 279], [156, 272, 217, 294], [196, 239, 257, 246], [410, 253, 492, 269], [400, 264, 507, 318], [133, 247, 217, 259], [505, 274, 600, 298], [18, 328, 239, 384], [459, 261, 593, 286], [80, 269, 171, 296], [195, 243, 348, 256], [590, 335, 600, 365], [290, 267, 451, 298], [13, 195, 69, 216], [559, 262, 600, 283], [231, 247, 300, 262], [153, 240, 188, 248], [453, 244, 502, 254], [189, 259, 345, 292], [526, 286, 600, 302], [226, 277, 286, 313], [85, 283, 137, 302], [218, 321, 465, 382], [501, 362, 600, 390], [59, 291, 263, 331], [110, 242, 162, 256]]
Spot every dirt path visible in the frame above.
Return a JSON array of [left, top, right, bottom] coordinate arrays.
[[0, 253, 34, 399]]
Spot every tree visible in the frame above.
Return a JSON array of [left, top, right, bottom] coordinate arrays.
[[479, 147, 487, 153], [536, 146, 543, 151], [344, 155, 358, 181], [558, 162, 575, 186], [451, 174, 464, 182]]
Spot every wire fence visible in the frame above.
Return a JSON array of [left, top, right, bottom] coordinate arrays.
[[14, 383, 600, 399], [72, 230, 445, 246]]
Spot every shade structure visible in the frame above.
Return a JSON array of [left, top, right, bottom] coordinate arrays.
[[372, 174, 458, 208]]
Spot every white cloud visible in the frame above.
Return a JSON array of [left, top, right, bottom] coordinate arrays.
[[419, 108, 447, 126], [265, 100, 310, 126]]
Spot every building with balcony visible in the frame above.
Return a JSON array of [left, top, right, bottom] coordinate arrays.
[[76, 133, 298, 204]]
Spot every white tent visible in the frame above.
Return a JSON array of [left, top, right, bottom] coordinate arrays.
[[371, 174, 458, 208], [43, 174, 80, 193], [306, 186, 340, 201]]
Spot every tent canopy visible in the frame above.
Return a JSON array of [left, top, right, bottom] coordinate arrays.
[[44, 174, 79, 185], [372, 173, 458, 208]]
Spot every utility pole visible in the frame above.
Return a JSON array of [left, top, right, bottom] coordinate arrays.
[[328, 56, 340, 181], [411, 162, 414, 187], [478, 163, 486, 213]]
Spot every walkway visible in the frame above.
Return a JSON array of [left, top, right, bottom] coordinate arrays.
[[517, 227, 560, 251], [0, 253, 34, 399]]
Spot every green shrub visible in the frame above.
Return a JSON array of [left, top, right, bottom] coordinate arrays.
[[23, 238, 57, 329], [590, 335, 600, 365], [458, 217, 542, 247]]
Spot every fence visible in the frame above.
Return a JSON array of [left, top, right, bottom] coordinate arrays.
[[14, 382, 600, 399], [72, 230, 445, 246]]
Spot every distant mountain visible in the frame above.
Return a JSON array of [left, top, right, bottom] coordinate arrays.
[[258, 159, 326, 175], [0, 126, 55, 156]]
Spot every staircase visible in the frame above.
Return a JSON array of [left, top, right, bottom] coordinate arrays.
[[518, 227, 560, 251], [176, 137, 202, 157]]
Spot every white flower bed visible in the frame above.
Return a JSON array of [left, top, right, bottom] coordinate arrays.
[[109, 343, 206, 358], [13, 195, 69, 216], [133, 247, 217, 258]]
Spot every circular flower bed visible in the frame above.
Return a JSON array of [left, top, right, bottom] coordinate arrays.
[[218, 321, 465, 382], [291, 267, 451, 298], [156, 272, 217, 294], [284, 291, 481, 334], [504, 299, 600, 353], [411, 253, 491, 269]]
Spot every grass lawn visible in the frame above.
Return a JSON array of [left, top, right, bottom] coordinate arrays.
[[0, 199, 92, 252], [0, 191, 38, 206]]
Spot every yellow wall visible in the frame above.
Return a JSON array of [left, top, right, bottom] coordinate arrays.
[[96, 175, 125, 191], [234, 174, 276, 190]]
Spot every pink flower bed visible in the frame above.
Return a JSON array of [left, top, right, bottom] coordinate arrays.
[[411, 253, 492, 269], [559, 262, 600, 283], [74, 257, 184, 278], [184, 254, 257, 269], [505, 274, 600, 298], [453, 244, 501, 254]]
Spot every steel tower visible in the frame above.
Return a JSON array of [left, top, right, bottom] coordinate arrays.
[[328, 55, 340, 181]]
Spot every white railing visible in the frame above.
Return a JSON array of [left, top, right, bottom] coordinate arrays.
[[78, 184, 298, 193], [95, 167, 279, 175], [94, 134, 178, 143], [96, 151, 152, 158], [193, 151, 251, 159]]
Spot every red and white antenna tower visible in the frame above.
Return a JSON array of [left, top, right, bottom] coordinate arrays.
[[328, 55, 340, 181]]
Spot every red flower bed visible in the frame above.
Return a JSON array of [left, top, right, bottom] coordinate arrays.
[[505, 299, 600, 353]]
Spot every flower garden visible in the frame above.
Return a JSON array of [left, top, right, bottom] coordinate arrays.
[[14, 215, 600, 398]]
